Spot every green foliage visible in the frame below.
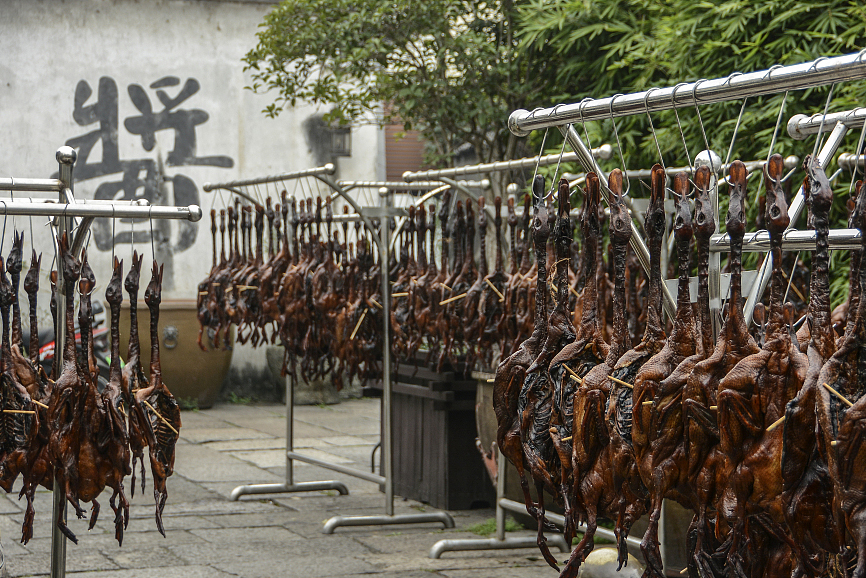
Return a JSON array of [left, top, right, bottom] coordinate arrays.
[[177, 397, 200, 412], [227, 392, 253, 405], [467, 516, 523, 536], [520, 0, 866, 306], [519, 1, 866, 175], [244, 0, 550, 167]]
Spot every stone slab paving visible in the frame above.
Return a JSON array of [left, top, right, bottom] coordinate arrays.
[[0, 398, 563, 577]]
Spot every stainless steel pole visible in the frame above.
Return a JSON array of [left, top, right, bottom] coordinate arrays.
[[509, 52, 866, 135], [742, 122, 848, 325], [710, 227, 862, 252], [51, 146, 76, 578], [378, 187, 394, 516], [285, 372, 293, 486], [202, 163, 336, 191], [788, 107, 866, 139], [402, 144, 613, 182], [558, 124, 678, 320], [495, 448, 506, 542]]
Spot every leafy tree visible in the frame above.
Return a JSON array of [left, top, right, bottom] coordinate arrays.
[[244, 0, 553, 169], [519, 0, 866, 303]]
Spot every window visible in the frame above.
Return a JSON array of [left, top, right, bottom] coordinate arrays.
[[330, 126, 351, 157]]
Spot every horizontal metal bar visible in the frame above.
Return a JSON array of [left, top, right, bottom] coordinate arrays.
[[322, 512, 455, 534], [203, 163, 336, 191], [839, 152, 866, 171], [563, 156, 800, 183], [0, 197, 154, 206], [229, 480, 349, 501], [403, 144, 613, 182], [788, 107, 866, 140], [509, 51, 866, 136], [429, 535, 570, 558], [338, 180, 488, 191], [0, 178, 64, 192], [499, 499, 640, 548], [710, 228, 860, 252], [287, 450, 386, 485], [0, 200, 202, 221]]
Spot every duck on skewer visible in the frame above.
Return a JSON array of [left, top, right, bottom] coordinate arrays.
[[632, 171, 700, 578], [122, 251, 150, 497], [547, 175, 607, 546], [46, 233, 87, 543], [563, 168, 641, 578], [101, 257, 132, 544], [781, 155, 844, 576], [814, 176, 866, 578], [138, 261, 181, 536], [494, 175, 558, 568], [716, 154, 807, 578]]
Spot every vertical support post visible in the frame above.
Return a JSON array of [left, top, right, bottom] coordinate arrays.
[[51, 145, 76, 578], [705, 156, 722, 343], [742, 122, 848, 325], [378, 187, 394, 516], [495, 448, 506, 541], [285, 372, 293, 486]]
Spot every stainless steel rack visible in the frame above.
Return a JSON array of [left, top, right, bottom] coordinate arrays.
[[1, 146, 203, 578], [204, 168, 455, 534], [490, 53, 866, 568]]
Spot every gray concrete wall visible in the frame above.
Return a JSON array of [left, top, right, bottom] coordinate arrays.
[[0, 0, 384, 395]]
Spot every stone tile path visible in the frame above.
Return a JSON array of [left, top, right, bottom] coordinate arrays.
[[0, 398, 565, 577]]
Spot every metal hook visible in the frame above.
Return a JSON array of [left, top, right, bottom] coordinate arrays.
[[150, 204, 156, 260], [577, 98, 594, 153], [763, 64, 783, 80], [531, 127, 550, 190], [608, 93, 631, 197], [0, 200, 7, 256], [848, 110, 866, 195], [546, 123, 571, 200], [527, 107, 545, 120], [643, 87, 666, 173], [808, 56, 829, 72], [780, 166, 800, 183], [811, 83, 836, 162], [758, 91, 789, 202], [722, 71, 744, 86], [691, 79, 716, 175], [671, 82, 693, 169], [724, 98, 749, 171], [111, 204, 116, 263]]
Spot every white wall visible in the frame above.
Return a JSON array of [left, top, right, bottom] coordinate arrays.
[[0, 0, 384, 392]]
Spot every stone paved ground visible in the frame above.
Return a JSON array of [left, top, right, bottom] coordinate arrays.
[[0, 398, 565, 577]]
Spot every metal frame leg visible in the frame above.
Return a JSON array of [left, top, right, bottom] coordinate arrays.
[[428, 450, 569, 558], [231, 373, 350, 501], [321, 188, 455, 534]]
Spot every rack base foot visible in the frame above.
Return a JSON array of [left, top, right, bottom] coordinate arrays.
[[429, 535, 570, 559], [322, 512, 455, 534], [230, 481, 349, 501]]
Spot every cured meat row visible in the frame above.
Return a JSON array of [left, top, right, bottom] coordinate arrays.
[[197, 187, 638, 384], [0, 232, 180, 546], [495, 155, 866, 578]]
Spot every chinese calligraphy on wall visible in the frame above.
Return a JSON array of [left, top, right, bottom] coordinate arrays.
[[64, 76, 233, 253]]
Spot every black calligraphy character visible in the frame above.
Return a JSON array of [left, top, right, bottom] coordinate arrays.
[[66, 77, 121, 180], [125, 77, 233, 168]]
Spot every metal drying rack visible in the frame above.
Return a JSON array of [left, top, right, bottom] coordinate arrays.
[[508, 50, 866, 339], [203, 166, 457, 533], [399, 144, 640, 558], [426, 52, 866, 563], [1, 146, 203, 578]]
